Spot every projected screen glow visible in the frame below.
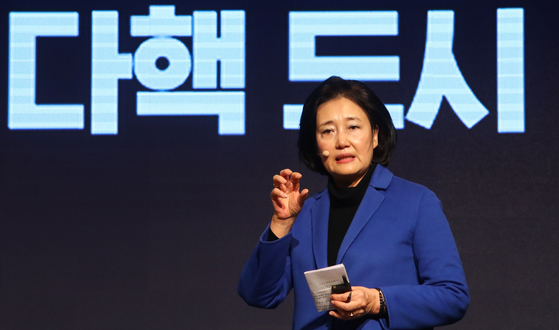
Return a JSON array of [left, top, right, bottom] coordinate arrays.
[[8, 5, 523, 135]]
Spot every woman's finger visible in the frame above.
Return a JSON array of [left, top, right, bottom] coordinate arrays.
[[328, 309, 355, 320], [279, 168, 293, 180], [332, 300, 354, 311], [329, 307, 366, 320], [272, 174, 287, 187], [331, 296, 367, 314], [330, 291, 352, 302], [298, 189, 309, 205], [290, 172, 302, 188], [271, 188, 288, 200]]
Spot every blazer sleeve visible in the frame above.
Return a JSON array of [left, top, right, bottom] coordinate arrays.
[[237, 225, 293, 309], [380, 189, 470, 329]]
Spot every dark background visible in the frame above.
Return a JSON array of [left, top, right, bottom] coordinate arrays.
[[1, 0, 557, 329]]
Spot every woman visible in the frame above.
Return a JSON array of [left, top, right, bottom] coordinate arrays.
[[238, 76, 469, 330]]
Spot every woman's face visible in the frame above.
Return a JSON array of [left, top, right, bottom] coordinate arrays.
[[316, 97, 378, 188]]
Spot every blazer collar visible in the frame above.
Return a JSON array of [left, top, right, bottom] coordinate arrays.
[[311, 165, 394, 269]]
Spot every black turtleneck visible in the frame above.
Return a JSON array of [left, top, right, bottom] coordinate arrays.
[[268, 164, 376, 268], [326, 164, 376, 266]]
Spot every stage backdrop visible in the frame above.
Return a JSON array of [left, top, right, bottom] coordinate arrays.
[[1, 0, 558, 329]]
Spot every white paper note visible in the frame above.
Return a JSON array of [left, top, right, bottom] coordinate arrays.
[[304, 264, 349, 312]]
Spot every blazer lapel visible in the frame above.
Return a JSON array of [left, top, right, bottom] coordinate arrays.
[[336, 165, 393, 264], [336, 187, 384, 264], [311, 191, 330, 269]]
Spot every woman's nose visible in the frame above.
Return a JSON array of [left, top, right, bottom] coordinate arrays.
[[335, 131, 350, 149]]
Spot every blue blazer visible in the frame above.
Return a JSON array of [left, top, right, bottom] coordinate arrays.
[[238, 165, 469, 330]]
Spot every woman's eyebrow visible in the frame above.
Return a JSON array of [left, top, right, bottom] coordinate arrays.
[[317, 116, 363, 127], [317, 120, 334, 127]]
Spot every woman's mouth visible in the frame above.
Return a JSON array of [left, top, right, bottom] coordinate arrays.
[[335, 154, 355, 163]]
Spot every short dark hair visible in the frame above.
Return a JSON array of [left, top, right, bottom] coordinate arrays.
[[298, 76, 397, 175]]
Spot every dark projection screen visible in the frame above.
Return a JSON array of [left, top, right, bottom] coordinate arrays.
[[1, 0, 557, 329]]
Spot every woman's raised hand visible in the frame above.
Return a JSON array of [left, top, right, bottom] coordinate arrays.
[[270, 169, 309, 238]]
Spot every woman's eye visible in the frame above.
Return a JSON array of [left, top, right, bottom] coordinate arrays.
[[322, 129, 333, 134], [349, 125, 359, 130]]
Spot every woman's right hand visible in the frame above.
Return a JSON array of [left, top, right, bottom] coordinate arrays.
[[270, 169, 309, 238]]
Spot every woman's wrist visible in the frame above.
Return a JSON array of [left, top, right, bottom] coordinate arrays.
[[363, 288, 379, 315], [374, 288, 388, 318], [270, 215, 295, 238], [364, 287, 387, 317]]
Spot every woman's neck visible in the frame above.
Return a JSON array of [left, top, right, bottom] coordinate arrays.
[[332, 168, 370, 188]]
